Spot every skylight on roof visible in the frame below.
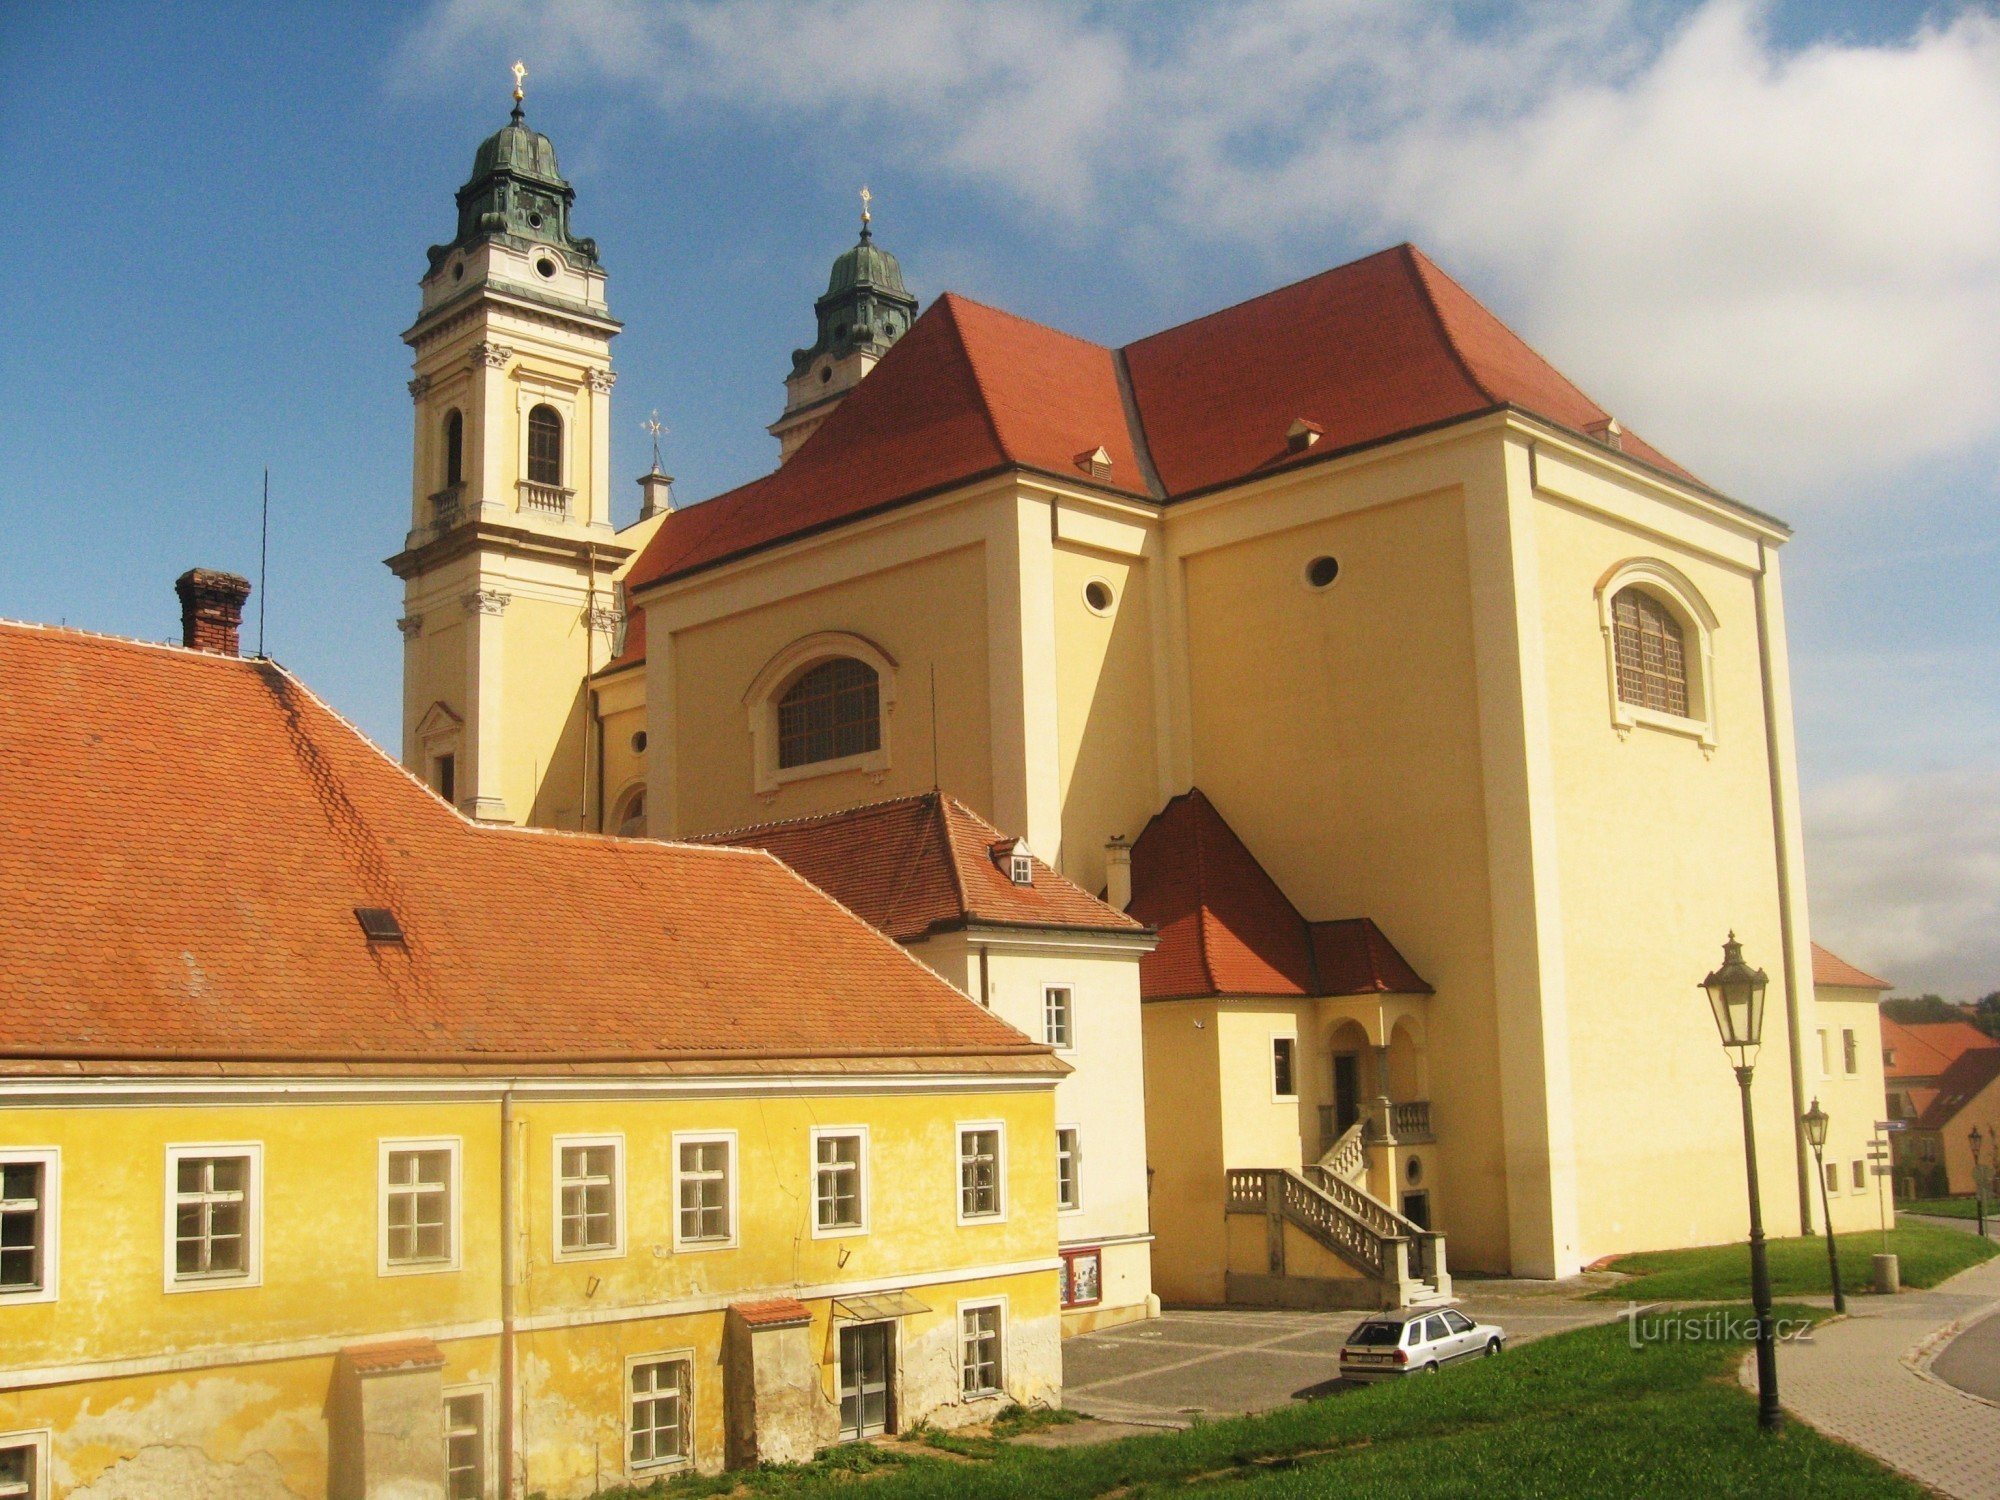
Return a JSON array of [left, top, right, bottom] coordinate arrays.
[[354, 907, 406, 944]]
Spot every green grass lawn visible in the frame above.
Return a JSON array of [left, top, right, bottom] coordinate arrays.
[[1592, 1220, 1997, 1302], [1902, 1196, 1984, 1220], [574, 1305, 1917, 1499]]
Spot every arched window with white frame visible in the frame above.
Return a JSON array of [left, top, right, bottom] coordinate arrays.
[[743, 633, 898, 793], [1594, 559, 1718, 746]]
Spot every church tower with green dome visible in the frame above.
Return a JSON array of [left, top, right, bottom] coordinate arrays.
[[769, 192, 920, 461], [387, 69, 633, 829]]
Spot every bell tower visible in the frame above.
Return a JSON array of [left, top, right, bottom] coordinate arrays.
[[769, 190, 920, 462], [387, 69, 629, 827]]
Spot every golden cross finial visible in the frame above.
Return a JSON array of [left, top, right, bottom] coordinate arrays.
[[860, 185, 872, 231], [642, 409, 667, 471], [511, 60, 527, 104]]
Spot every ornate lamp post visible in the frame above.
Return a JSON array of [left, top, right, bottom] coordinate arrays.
[[1703, 932, 1782, 1433], [1801, 1099, 1846, 1313], [1972, 1126, 1987, 1238]]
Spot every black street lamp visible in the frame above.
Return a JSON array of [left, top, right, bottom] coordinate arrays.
[[1972, 1126, 1987, 1239], [1703, 932, 1782, 1434], [1801, 1098, 1846, 1313]]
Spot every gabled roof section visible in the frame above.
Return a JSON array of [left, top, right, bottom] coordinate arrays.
[[689, 791, 1146, 943], [1914, 1046, 2000, 1132], [1126, 788, 1429, 1002], [626, 244, 1711, 592], [0, 623, 1050, 1071], [1811, 941, 1891, 991], [1882, 1017, 1998, 1082]]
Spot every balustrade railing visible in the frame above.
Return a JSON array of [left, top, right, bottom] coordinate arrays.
[[429, 484, 465, 532], [1391, 1100, 1432, 1139], [517, 480, 574, 519]]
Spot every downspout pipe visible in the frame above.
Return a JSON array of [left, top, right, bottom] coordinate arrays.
[[1753, 541, 1816, 1235], [500, 1086, 519, 1498]]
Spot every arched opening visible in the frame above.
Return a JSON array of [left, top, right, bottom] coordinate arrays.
[[1323, 1019, 1374, 1151], [1610, 586, 1688, 717], [527, 404, 563, 487], [612, 783, 647, 838], [443, 409, 464, 488], [1387, 1018, 1426, 1102], [776, 657, 881, 769]]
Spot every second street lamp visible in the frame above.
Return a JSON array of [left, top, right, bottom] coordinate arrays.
[[1801, 1098, 1846, 1313], [1703, 932, 1782, 1434]]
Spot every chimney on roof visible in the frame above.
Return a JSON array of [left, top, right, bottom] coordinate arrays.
[[1104, 834, 1133, 912], [637, 466, 675, 520], [175, 568, 253, 657], [1585, 416, 1623, 451]]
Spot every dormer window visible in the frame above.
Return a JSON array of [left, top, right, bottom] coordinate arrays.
[[997, 839, 1034, 886]]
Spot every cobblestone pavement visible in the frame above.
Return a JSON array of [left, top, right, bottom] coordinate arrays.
[[1768, 1253, 2000, 1499], [1063, 1279, 1622, 1427]]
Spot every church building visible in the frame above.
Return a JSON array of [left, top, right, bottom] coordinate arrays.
[[387, 90, 1889, 1301]]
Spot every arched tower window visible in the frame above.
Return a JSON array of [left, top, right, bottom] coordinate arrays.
[[443, 410, 464, 488], [612, 784, 647, 838], [527, 405, 563, 487], [777, 658, 881, 769], [1610, 587, 1688, 717]]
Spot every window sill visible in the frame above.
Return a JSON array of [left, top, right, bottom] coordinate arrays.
[[380, 1258, 461, 1278], [166, 1272, 257, 1294], [0, 1285, 55, 1306], [553, 1245, 625, 1264], [1613, 703, 1716, 749], [671, 1236, 739, 1254], [811, 1222, 869, 1241], [761, 746, 890, 795]]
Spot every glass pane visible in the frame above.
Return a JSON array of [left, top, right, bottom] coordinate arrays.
[[0, 1163, 37, 1202], [211, 1157, 246, 1194], [177, 1159, 203, 1194]]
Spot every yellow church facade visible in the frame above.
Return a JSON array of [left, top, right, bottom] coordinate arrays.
[[390, 97, 1888, 1303]]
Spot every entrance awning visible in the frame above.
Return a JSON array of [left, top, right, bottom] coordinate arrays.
[[832, 1290, 931, 1321]]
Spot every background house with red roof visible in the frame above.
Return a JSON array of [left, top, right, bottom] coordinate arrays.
[[386, 102, 1886, 1290], [1880, 1012, 2000, 1196]]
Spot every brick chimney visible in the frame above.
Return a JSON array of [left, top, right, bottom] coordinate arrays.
[[175, 569, 253, 656]]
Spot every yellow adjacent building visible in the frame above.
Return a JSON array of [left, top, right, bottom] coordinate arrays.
[[0, 608, 1066, 1499]]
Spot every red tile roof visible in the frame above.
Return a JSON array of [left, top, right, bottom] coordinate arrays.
[[1914, 1046, 2000, 1132], [1126, 788, 1429, 1002], [627, 244, 1710, 592], [731, 1297, 812, 1328], [342, 1338, 447, 1373], [690, 792, 1146, 943], [1811, 942, 1891, 991], [0, 624, 1054, 1072], [1882, 1018, 1998, 1082]]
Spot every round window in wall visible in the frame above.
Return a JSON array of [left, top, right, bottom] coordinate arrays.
[[1406, 1155, 1423, 1186], [1305, 555, 1340, 590], [528, 212, 544, 229], [632, 730, 648, 754], [535, 256, 557, 279], [1083, 579, 1115, 615]]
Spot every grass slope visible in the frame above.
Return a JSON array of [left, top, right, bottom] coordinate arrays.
[[1902, 1197, 1984, 1221], [580, 1306, 1916, 1499], [1592, 1221, 1996, 1302]]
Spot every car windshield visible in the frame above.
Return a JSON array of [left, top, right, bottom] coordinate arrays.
[[1348, 1321, 1403, 1347]]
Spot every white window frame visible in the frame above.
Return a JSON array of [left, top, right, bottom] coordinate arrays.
[[956, 1122, 1008, 1226], [810, 1125, 870, 1240], [1843, 1029, 1859, 1077], [552, 1133, 625, 1262], [1043, 984, 1075, 1050], [0, 1430, 50, 1500], [625, 1349, 695, 1476], [1593, 558, 1719, 748], [742, 632, 898, 793], [956, 1296, 1007, 1398], [1851, 1160, 1865, 1192], [671, 1131, 739, 1251], [1824, 1161, 1840, 1196], [1271, 1035, 1299, 1101], [1056, 1125, 1082, 1214], [163, 1142, 263, 1293], [441, 1382, 494, 1500], [0, 1149, 58, 1306], [379, 1137, 463, 1276], [1817, 1028, 1830, 1079]]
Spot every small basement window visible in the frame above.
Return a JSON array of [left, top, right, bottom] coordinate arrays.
[[355, 907, 406, 944]]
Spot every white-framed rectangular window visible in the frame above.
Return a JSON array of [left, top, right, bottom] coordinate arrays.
[[1843, 1029, 1859, 1076], [0, 1150, 57, 1304], [1056, 1126, 1081, 1213], [957, 1123, 1006, 1223], [0, 1431, 48, 1500], [381, 1138, 461, 1274], [442, 1386, 489, 1500], [627, 1352, 693, 1473], [165, 1143, 262, 1291], [554, 1134, 624, 1260], [959, 1299, 1005, 1397], [1272, 1036, 1298, 1100], [811, 1127, 868, 1237], [1852, 1160, 1865, 1192], [1817, 1029, 1830, 1078], [1824, 1161, 1839, 1195], [1043, 985, 1074, 1049], [673, 1132, 737, 1250]]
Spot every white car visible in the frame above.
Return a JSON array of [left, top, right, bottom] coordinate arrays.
[[1337, 1307, 1505, 1380]]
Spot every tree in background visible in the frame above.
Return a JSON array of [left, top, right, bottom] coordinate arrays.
[[1884, 994, 1974, 1024]]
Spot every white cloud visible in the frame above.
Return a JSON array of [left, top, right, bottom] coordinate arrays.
[[1806, 766, 2000, 998], [399, 0, 2000, 497]]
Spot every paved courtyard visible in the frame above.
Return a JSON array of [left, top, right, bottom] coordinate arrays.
[[1064, 1279, 1624, 1426]]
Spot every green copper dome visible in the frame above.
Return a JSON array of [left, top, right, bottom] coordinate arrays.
[[792, 222, 920, 376], [426, 103, 600, 274]]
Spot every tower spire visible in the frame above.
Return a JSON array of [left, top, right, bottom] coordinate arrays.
[[510, 60, 527, 123], [859, 185, 872, 243]]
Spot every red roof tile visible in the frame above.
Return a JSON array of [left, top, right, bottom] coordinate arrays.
[[627, 245, 1708, 591], [731, 1297, 812, 1328], [1126, 789, 1428, 1001], [0, 624, 1053, 1071], [1811, 942, 1891, 991], [343, 1338, 446, 1373], [1881, 1017, 1998, 1082], [691, 792, 1145, 942], [1914, 1047, 2000, 1131]]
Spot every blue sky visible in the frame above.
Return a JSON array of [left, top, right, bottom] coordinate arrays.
[[3, 1, 1997, 992]]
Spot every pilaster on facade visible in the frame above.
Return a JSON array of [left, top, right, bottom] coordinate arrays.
[[987, 490, 1064, 865]]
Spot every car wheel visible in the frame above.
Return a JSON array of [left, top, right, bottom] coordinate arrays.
[[1485, 1338, 1502, 1357], [1423, 1361, 1440, 1375]]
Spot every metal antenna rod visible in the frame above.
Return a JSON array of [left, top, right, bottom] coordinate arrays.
[[258, 466, 270, 658]]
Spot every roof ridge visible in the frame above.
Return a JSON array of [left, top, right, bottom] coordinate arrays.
[[1111, 346, 1167, 501], [931, 792, 976, 922], [1120, 243, 1414, 355], [1397, 243, 1498, 409], [935, 289, 1113, 353], [694, 790, 939, 841], [937, 293, 1026, 466]]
